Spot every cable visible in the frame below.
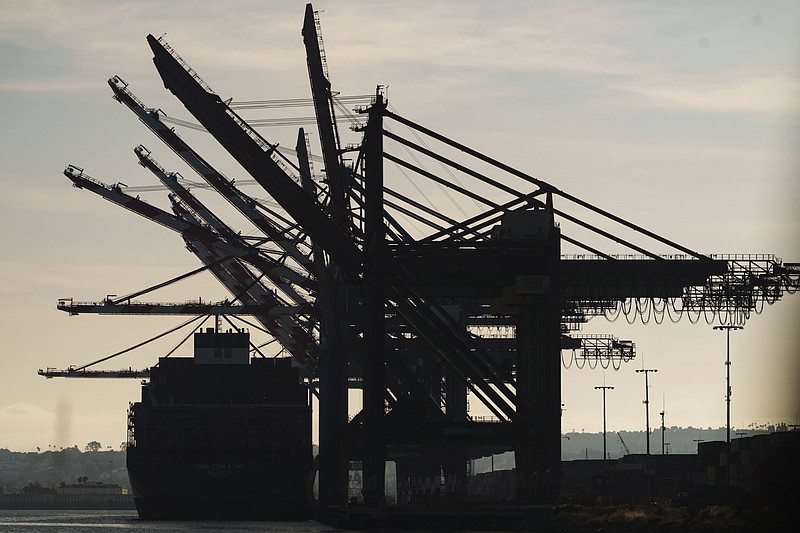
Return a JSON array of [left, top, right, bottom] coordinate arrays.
[[387, 103, 482, 215], [162, 317, 209, 358], [71, 314, 208, 372], [561, 350, 573, 369], [605, 301, 621, 322], [652, 298, 665, 325], [229, 94, 372, 110]]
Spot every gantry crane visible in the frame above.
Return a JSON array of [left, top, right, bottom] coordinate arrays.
[[45, 3, 799, 513]]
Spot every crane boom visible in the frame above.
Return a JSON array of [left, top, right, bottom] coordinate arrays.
[[64, 164, 320, 364], [135, 145, 234, 238], [146, 151, 312, 309], [57, 299, 299, 316], [108, 76, 315, 274], [38, 368, 150, 379], [146, 34, 365, 274], [63, 165, 316, 293], [302, 4, 352, 235], [171, 203, 317, 363]]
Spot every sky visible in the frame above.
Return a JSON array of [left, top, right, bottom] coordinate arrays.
[[1, 0, 798, 452]]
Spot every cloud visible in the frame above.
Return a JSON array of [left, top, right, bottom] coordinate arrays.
[[3, 0, 797, 118], [323, 2, 630, 76], [0, 403, 53, 450], [0, 180, 129, 217], [320, 1, 800, 118], [0, 402, 52, 418], [616, 72, 800, 115], [0, 0, 305, 93], [0, 79, 101, 93]]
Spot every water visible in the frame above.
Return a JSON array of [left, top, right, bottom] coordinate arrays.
[[0, 510, 339, 533]]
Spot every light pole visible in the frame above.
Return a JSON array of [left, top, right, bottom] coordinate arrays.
[[595, 385, 614, 465], [637, 367, 657, 503], [714, 324, 742, 487], [713, 325, 743, 444], [636, 368, 657, 455]]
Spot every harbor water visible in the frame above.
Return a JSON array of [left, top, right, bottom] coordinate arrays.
[[0, 510, 339, 533]]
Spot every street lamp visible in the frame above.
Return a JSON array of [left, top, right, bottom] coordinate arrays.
[[713, 325, 743, 444], [635, 368, 657, 455], [636, 367, 657, 503], [595, 385, 614, 465], [714, 324, 743, 487]]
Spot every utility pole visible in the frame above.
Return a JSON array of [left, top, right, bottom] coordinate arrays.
[[595, 385, 614, 466], [714, 324, 742, 487], [635, 368, 657, 455], [659, 403, 666, 455]]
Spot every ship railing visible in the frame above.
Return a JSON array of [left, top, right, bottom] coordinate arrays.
[[57, 298, 234, 308], [560, 252, 781, 264], [468, 415, 503, 423]]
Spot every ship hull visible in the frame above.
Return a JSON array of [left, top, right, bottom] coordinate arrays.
[[127, 446, 309, 520], [131, 496, 306, 521]]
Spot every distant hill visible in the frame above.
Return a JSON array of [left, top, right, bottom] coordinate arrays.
[[557, 425, 777, 461], [0, 447, 129, 494], [2, 425, 787, 491], [462, 424, 785, 473]]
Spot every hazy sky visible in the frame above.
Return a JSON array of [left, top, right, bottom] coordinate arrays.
[[1, 0, 798, 452]]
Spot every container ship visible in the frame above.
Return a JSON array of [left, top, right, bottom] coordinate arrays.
[[126, 327, 312, 520]]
